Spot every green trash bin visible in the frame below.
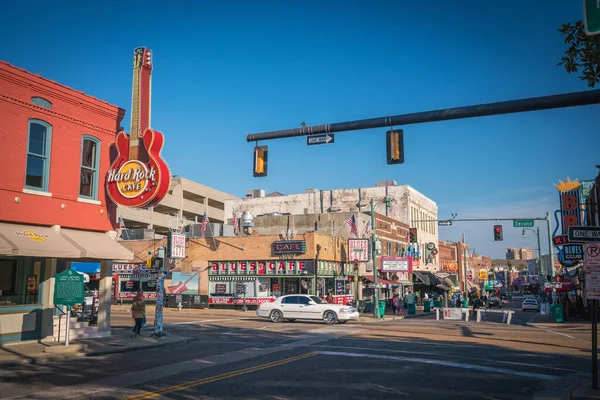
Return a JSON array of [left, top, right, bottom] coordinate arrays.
[[551, 304, 564, 323], [462, 299, 468, 308], [423, 301, 431, 312], [378, 301, 387, 316]]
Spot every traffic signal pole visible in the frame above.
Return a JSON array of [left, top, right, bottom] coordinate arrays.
[[246, 89, 600, 142]]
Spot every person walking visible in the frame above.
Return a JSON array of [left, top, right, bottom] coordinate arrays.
[[130, 290, 146, 339]]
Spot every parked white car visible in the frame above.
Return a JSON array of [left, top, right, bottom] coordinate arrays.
[[257, 294, 359, 324], [522, 298, 540, 312]]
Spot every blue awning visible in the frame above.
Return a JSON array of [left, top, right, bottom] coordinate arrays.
[[71, 262, 100, 273]]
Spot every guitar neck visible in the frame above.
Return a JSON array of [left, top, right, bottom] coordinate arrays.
[[128, 59, 141, 161]]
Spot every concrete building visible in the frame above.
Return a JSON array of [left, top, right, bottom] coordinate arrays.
[[117, 177, 238, 237], [506, 247, 535, 260], [225, 181, 439, 270]]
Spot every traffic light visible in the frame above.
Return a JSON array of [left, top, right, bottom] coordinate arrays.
[[493, 225, 503, 241], [146, 257, 152, 270], [409, 228, 417, 243], [386, 129, 404, 164], [253, 145, 268, 177]]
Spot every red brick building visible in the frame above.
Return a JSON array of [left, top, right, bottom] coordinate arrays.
[[0, 62, 132, 344]]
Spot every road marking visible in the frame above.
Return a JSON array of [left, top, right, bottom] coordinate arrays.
[[306, 345, 579, 372], [316, 351, 559, 380], [123, 352, 316, 400], [527, 324, 591, 345]]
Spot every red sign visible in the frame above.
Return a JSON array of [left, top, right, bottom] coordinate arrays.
[[107, 47, 170, 208]]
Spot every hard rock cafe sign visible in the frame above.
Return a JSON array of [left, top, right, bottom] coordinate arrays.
[[107, 47, 170, 208]]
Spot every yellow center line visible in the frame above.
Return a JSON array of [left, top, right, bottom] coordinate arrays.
[[123, 352, 316, 400]]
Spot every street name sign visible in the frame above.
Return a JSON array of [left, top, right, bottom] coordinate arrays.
[[584, 0, 600, 36], [568, 226, 600, 242], [513, 219, 534, 228], [307, 134, 334, 146], [54, 270, 84, 306], [438, 220, 452, 226]]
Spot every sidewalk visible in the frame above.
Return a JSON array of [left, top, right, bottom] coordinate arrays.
[[564, 381, 600, 400], [0, 328, 194, 368]]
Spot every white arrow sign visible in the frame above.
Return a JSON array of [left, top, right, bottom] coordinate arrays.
[[307, 134, 335, 145]]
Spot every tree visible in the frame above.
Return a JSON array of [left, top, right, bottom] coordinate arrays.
[[558, 21, 600, 88]]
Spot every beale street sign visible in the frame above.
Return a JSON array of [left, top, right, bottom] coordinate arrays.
[[568, 226, 600, 242], [272, 240, 307, 255]]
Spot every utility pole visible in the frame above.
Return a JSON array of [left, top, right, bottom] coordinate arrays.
[[370, 199, 379, 318]]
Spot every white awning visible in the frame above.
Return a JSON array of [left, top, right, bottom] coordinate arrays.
[[0, 222, 81, 258], [61, 229, 134, 260]]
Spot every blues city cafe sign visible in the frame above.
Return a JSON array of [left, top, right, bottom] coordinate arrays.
[[271, 240, 306, 255], [209, 260, 315, 275]]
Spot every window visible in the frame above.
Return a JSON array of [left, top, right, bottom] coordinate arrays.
[[25, 120, 52, 191], [281, 296, 299, 304], [79, 136, 101, 199], [297, 296, 311, 305], [387, 241, 392, 255]]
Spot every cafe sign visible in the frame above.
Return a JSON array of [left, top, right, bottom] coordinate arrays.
[[272, 240, 306, 255], [209, 260, 314, 275]]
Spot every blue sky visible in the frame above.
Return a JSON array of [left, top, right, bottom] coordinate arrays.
[[1, 1, 598, 258]]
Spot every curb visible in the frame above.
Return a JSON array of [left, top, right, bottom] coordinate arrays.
[[0, 336, 196, 368]]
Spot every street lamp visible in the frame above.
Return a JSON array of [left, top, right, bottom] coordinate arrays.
[[370, 197, 392, 319], [522, 227, 542, 276]]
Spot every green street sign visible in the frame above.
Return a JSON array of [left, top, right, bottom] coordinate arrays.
[[54, 270, 84, 306], [584, 0, 600, 36], [513, 219, 534, 228]]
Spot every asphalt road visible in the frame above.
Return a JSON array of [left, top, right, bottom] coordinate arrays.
[[0, 297, 593, 400]]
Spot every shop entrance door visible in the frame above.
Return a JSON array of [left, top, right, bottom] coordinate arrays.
[[283, 279, 299, 295]]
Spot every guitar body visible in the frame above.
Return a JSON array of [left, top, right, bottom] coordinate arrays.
[[107, 127, 170, 208]]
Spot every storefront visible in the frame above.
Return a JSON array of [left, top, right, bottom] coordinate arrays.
[[112, 263, 158, 301], [208, 260, 316, 305]]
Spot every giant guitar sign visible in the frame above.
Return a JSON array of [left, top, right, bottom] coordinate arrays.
[[107, 47, 170, 208]]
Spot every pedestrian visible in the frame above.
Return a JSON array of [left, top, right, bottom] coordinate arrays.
[[130, 289, 146, 339], [326, 291, 334, 304], [391, 293, 397, 315], [394, 293, 403, 315]]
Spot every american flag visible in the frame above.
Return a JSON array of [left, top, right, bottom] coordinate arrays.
[[116, 217, 125, 238], [232, 212, 239, 234], [201, 211, 208, 235], [364, 219, 372, 237], [346, 214, 359, 237]]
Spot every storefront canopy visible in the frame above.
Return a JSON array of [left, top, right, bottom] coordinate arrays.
[[0, 222, 81, 258], [413, 271, 441, 286], [363, 275, 397, 286], [0, 222, 133, 260], [61, 229, 133, 260]]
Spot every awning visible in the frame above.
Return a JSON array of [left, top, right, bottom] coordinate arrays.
[[0, 222, 81, 258], [396, 280, 414, 286], [363, 276, 396, 286], [413, 271, 441, 286], [61, 229, 134, 260]]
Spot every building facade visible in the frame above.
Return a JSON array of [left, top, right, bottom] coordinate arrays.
[[0, 62, 132, 343], [118, 177, 238, 237], [226, 182, 439, 269], [506, 247, 535, 260]]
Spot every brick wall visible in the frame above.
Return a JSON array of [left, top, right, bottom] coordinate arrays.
[[0, 62, 125, 231]]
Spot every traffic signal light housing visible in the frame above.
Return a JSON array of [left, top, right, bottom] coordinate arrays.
[[253, 145, 268, 177], [386, 129, 404, 164], [493, 225, 503, 241], [409, 228, 417, 243]]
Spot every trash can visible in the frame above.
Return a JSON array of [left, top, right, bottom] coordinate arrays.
[[378, 301, 387, 316], [408, 303, 416, 315], [551, 304, 564, 323], [462, 299, 468, 308], [423, 301, 431, 313]]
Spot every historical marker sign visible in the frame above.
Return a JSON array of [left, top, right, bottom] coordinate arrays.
[[568, 226, 600, 242], [307, 134, 335, 146], [513, 219, 534, 228], [54, 270, 84, 306]]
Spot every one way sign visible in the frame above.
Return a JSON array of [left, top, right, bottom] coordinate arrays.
[[307, 134, 335, 146]]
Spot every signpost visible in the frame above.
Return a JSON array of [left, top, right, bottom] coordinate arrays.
[[306, 134, 334, 146], [568, 226, 600, 242], [438, 220, 453, 226], [584, 0, 600, 36], [54, 270, 84, 346], [513, 219, 534, 228]]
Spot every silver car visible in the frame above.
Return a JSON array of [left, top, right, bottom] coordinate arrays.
[[522, 298, 540, 312]]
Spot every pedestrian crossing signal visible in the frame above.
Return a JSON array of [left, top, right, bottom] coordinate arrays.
[[386, 129, 404, 164], [253, 146, 268, 177]]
